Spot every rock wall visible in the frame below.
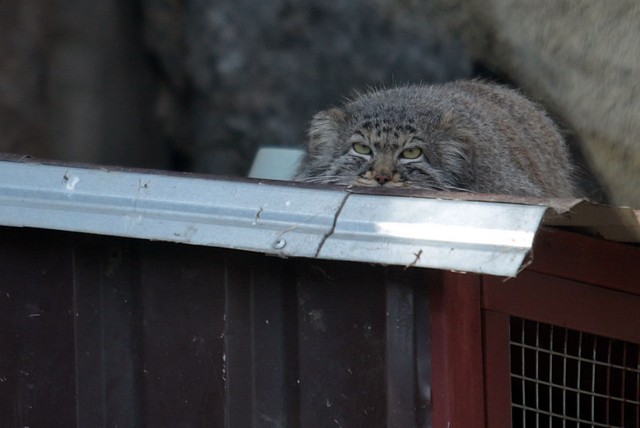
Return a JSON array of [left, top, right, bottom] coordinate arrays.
[[433, 0, 640, 207], [143, 0, 472, 174]]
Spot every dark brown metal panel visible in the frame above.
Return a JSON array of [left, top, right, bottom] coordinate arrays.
[[222, 251, 301, 427], [294, 261, 430, 428], [429, 270, 486, 428], [137, 242, 227, 428], [413, 279, 432, 428], [0, 228, 77, 427], [244, 256, 300, 428], [483, 271, 640, 344], [1, 226, 432, 428], [71, 243, 107, 427], [72, 239, 143, 428], [482, 310, 512, 427], [222, 253, 254, 428], [295, 261, 388, 427], [385, 270, 431, 428]]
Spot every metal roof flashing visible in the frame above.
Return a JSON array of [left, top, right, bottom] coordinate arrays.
[[1, 158, 636, 277]]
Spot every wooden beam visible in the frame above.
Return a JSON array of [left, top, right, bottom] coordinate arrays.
[[429, 270, 486, 427]]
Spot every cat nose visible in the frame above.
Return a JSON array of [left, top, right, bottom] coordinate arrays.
[[374, 173, 391, 185]]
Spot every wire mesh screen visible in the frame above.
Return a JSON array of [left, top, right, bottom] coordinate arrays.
[[510, 317, 640, 427]]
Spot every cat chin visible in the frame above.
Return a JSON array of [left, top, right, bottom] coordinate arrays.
[[354, 178, 410, 188], [353, 178, 380, 187]]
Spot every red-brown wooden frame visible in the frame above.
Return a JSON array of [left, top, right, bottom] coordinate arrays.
[[430, 227, 640, 427], [429, 270, 486, 427], [483, 228, 640, 427]]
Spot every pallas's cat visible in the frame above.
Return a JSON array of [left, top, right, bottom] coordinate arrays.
[[295, 81, 576, 197]]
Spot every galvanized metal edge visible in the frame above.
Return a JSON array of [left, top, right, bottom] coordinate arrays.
[[0, 161, 343, 259], [0, 160, 546, 276], [320, 194, 545, 276]]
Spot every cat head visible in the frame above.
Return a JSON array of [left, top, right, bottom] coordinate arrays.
[[296, 91, 474, 191]]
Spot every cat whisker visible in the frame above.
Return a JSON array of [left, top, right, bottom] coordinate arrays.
[[297, 175, 473, 193], [297, 175, 357, 185], [437, 184, 473, 193]]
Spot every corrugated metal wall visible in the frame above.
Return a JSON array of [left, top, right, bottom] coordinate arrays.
[[0, 226, 431, 427]]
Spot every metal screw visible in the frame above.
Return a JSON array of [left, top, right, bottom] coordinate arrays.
[[273, 239, 287, 250]]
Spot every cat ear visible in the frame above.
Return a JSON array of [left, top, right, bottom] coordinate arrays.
[[307, 108, 347, 154]]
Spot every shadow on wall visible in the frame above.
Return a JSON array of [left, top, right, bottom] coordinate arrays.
[[0, 1, 472, 174], [0, 0, 167, 169]]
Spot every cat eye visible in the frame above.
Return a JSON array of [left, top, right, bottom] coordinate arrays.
[[400, 147, 422, 159], [352, 142, 372, 155]]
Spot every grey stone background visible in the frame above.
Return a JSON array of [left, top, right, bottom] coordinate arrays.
[[145, 0, 472, 174], [1, 0, 638, 206]]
